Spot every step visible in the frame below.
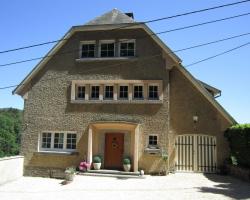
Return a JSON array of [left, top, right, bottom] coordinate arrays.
[[77, 172, 145, 179], [87, 169, 141, 176]]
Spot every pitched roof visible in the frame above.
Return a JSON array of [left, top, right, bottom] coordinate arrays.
[[85, 9, 135, 25], [198, 80, 221, 97]]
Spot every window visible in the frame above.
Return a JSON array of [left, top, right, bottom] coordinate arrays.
[[77, 86, 85, 99], [67, 133, 77, 149], [105, 86, 113, 99], [91, 86, 100, 99], [54, 133, 64, 149], [81, 42, 95, 58], [148, 135, 158, 147], [42, 132, 51, 148], [148, 85, 158, 100], [100, 41, 115, 57], [120, 40, 135, 57], [40, 132, 77, 152], [119, 85, 128, 99], [134, 85, 143, 99]]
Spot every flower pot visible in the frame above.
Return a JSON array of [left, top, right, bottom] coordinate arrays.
[[65, 172, 75, 181], [123, 164, 131, 172], [93, 162, 101, 170]]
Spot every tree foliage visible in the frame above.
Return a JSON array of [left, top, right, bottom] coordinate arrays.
[[0, 108, 22, 158], [224, 124, 250, 168]]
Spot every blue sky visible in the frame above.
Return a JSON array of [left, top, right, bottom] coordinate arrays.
[[0, 0, 249, 123]]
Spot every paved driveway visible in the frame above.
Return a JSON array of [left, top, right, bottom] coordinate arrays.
[[0, 173, 250, 200]]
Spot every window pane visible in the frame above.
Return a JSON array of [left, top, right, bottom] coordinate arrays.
[[149, 85, 158, 99], [81, 44, 95, 58], [120, 41, 135, 57], [119, 86, 128, 99], [66, 133, 77, 149], [149, 135, 158, 146], [101, 43, 114, 57], [42, 132, 51, 149], [54, 133, 64, 149], [91, 86, 99, 99], [105, 86, 113, 99], [134, 86, 143, 99], [77, 86, 85, 99]]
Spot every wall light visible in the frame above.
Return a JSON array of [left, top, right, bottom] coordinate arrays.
[[193, 115, 198, 123]]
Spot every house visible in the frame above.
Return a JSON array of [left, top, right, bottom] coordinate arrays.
[[13, 9, 236, 177]]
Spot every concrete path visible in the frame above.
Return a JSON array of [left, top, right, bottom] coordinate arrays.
[[0, 173, 250, 200]]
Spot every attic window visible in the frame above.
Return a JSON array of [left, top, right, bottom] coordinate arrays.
[[119, 40, 135, 57], [80, 41, 96, 58], [100, 40, 115, 57]]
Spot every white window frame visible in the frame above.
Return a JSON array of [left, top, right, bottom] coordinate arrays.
[[133, 84, 144, 100], [119, 39, 136, 57], [118, 84, 129, 100], [76, 85, 86, 100], [39, 131, 77, 152], [99, 40, 115, 57], [148, 134, 158, 148], [104, 84, 114, 100], [148, 83, 159, 100], [79, 40, 96, 58]]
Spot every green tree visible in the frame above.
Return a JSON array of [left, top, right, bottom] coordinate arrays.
[[0, 108, 22, 157]]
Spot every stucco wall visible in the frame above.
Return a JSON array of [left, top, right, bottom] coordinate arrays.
[[0, 156, 24, 185], [21, 28, 173, 175]]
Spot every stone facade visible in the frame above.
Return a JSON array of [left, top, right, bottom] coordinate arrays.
[[19, 27, 233, 176]]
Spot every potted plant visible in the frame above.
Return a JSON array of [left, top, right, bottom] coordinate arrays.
[[65, 167, 76, 181], [123, 157, 131, 172], [93, 155, 102, 170]]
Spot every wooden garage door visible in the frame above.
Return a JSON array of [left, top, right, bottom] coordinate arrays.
[[175, 135, 217, 173]]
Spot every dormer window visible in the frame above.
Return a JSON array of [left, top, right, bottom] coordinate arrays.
[[119, 39, 135, 57], [100, 40, 115, 57], [80, 41, 96, 58]]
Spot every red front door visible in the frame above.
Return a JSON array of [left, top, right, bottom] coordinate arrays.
[[104, 133, 124, 169]]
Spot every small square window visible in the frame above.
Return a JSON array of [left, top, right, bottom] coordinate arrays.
[[81, 43, 95, 58], [67, 133, 77, 150], [148, 85, 158, 100], [100, 42, 115, 57], [148, 135, 158, 147], [119, 86, 128, 99], [105, 86, 113, 99], [134, 85, 143, 99], [41, 132, 51, 149], [77, 86, 85, 99], [91, 86, 100, 99]]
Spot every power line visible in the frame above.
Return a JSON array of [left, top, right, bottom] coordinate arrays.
[[1, 12, 250, 68], [0, 0, 249, 54], [174, 32, 250, 52], [185, 41, 250, 67]]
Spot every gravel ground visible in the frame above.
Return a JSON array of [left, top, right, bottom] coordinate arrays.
[[0, 173, 250, 200]]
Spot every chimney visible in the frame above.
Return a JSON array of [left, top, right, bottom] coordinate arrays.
[[125, 13, 134, 19]]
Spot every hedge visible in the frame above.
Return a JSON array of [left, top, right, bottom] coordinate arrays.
[[224, 124, 250, 168]]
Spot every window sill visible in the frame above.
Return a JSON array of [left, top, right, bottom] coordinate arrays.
[[35, 151, 79, 156], [76, 57, 138, 62], [71, 99, 163, 104]]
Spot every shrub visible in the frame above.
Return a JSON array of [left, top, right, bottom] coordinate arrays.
[[65, 167, 76, 174], [93, 155, 101, 163], [224, 124, 250, 168], [123, 158, 131, 165]]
